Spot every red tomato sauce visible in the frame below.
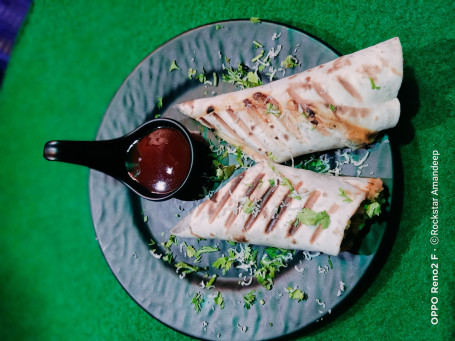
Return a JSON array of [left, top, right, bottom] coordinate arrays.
[[126, 128, 191, 194]]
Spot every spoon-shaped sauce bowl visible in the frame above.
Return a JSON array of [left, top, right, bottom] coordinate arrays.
[[43, 118, 205, 201]]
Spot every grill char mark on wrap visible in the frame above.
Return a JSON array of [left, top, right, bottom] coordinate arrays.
[[199, 172, 246, 223], [243, 182, 279, 231], [225, 108, 266, 151], [243, 96, 288, 151], [224, 173, 266, 228], [261, 180, 304, 234], [264, 189, 291, 233], [336, 76, 363, 103]]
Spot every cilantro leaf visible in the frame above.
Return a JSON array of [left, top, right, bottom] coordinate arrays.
[[162, 234, 177, 248], [287, 287, 307, 302], [196, 73, 207, 83], [191, 292, 205, 313], [235, 146, 245, 167], [281, 55, 299, 68], [253, 40, 263, 48], [221, 63, 262, 89], [175, 261, 201, 275], [213, 291, 225, 309], [266, 152, 277, 161], [369, 77, 381, 90], [365, 201, 381, 218], [212, 254, 234, 274], [204, 274, 217, 289], [338, 188, 353, 203], [250, 17, 261, 23], [185, 244, 197, 258], [265, 102, 281, 116], [162, 252, 173, 264], [295, 208, 331, 229], [156, 97, 163, 109], [188, 67, 197, 79], [280, 175, 294, 192], [243, 290, 257, 309], [242, 198, 254, 214], [215, 163, 236, 181], [169, 60, 181, 72], [194, 246, 220, 263], [251, 50, 265, 63], [254, 248, 292, 290]]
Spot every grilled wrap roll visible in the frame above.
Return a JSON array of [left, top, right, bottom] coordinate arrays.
[[175, 38, 403, 163], [171, 162, 383, 256]]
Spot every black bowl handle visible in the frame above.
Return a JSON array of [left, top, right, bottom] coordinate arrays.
[[43, 139, 127, 179]]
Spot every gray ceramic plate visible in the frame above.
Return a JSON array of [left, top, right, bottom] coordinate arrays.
[[89, 20, 395, 340]]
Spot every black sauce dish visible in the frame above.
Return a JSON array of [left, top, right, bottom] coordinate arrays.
[[43, 118, 208, 201]]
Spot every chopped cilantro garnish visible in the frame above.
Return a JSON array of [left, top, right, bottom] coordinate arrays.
[[338, 188, 353, 203], [287, 287, 307, 302], [191, 292, 204, 313], [222, 63, 262, 89], [253, 40, 263, 48], [242, 198, 254, 214], [156, 97, 163, 109], [295, 208, 331, 229], [328, 256, 333, 269], [235, 146, 245, 167], [213, 291, 225, 309], [289, 190, 302, 200], [250, 17, 261, 23], [254, 248, 292, 290], [169, 60, 181, 72], [295, 155, 328, 173], [196, 73, 207, 83], [328, 104, 337, 112], [162, 252, 173, 264], [162, 234, 177, 248], [193, 246, 220, 263], [266, 152, 277, 161], [365, 201, 381, 218], [215, 24, 224, 30], [252, 50, 265, 63], [185, 244, 197, 258], [213, 72, 218, 86], [188, 67, 197, 79], [247, 71, 261, 85], [215, 163, 236, 181], [281, 55, 299, 68], [243, 290, 257, 309], [369, 77, 381, 90], [212, 250, 235, 274], [204, 274, 217, 288], [264, 247, 290, 258], [175, 261, 201, 275], [265, 102, 281, 116], [280, 175, 294, 192], [268, 178, 276, 186]]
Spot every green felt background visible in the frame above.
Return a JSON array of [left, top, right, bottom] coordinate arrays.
[[1, 0, 454, 340]]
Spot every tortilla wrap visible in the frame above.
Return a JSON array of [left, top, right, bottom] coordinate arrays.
[[171, 162, 383, 256], [175, 38, 403, 163]]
